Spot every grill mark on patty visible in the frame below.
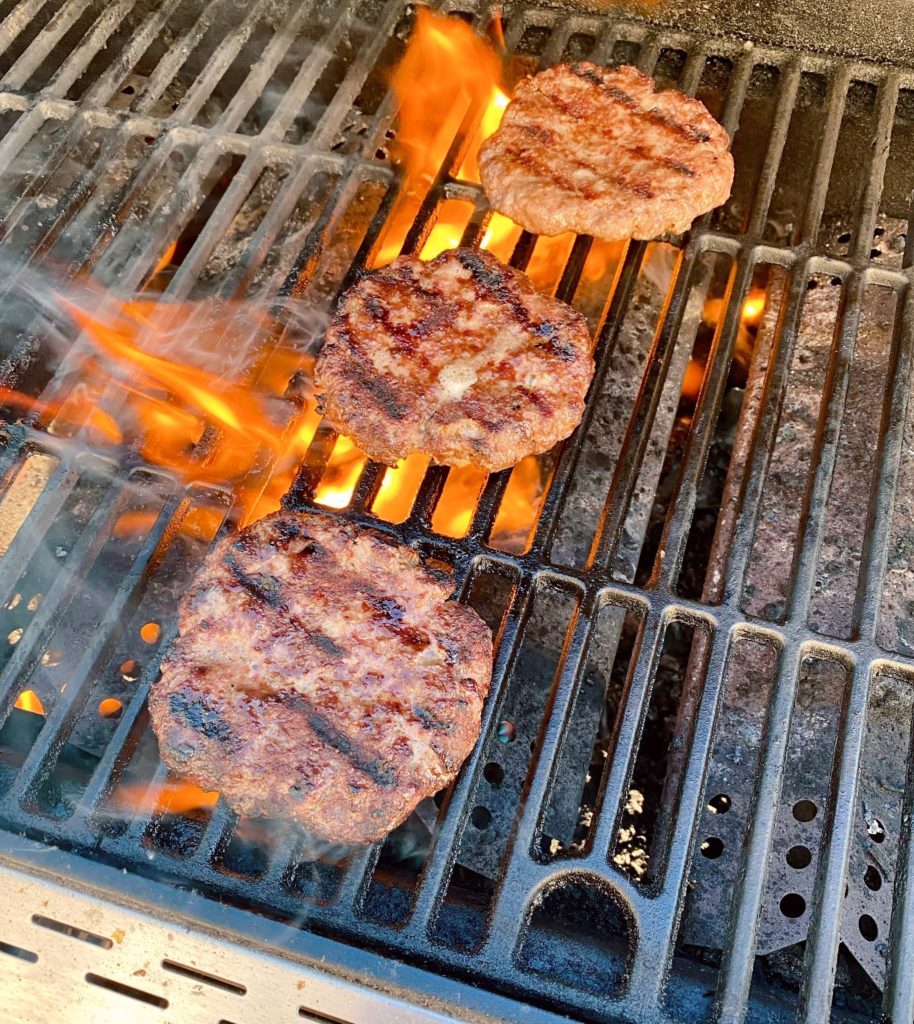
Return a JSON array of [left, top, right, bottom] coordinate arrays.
[[413, 706, 454, 733], [280, 690, 398, 788], [362, 293, 435, 367], [225, 551, 345, 658], [363, 593, 431, 650], [168, 688, 235, 745], [569, 63, 712, 143], [506, 133, 655, 201], [453, 249, 577, 355], [531, 91, 687, 192]]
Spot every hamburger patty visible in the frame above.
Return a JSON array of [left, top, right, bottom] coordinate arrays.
[[314, 247, 594, 472], [479, 63, 734, 240], [149, 511, 493, 845]]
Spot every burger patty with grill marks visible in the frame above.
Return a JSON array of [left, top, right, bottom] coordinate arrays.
[[149, 511, 493, 845], [479, 63, 734, 240], [313, 247, 594, 472]]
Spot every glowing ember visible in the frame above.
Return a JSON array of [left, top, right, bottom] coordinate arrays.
[[140, 622, 161, 644], [98, 697, 122, 718], [14, 689, 44, 715]]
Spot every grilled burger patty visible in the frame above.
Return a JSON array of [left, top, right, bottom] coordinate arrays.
[[479, 63, 734, 240], [149, 511, 493, 845], [314, 247, 594, 472]]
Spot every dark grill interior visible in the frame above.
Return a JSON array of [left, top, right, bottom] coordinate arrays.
[[1, 1, 914, 1022]]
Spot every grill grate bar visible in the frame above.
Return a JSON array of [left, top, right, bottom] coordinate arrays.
[[41, 0, 144, 99], [797, 657, 870, 1023], [714, 638, 801, 1021], [784, 269, 865, 624], [1, 0, 92, 90], [407, 570, 535, 936], [859, 282, 914, 641]]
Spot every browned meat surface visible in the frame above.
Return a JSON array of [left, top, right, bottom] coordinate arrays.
[[479, 63, 734, 240], [314, 247, 594, 472], [149, 511, 493, 845]]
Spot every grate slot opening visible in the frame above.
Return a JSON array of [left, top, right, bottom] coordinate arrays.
[[85, 971, 168, 1009], [537, 600, 643, 861], [31, 912, 113, 949], [550, 241, 679, 570], [612, 618, 710, 885], [674, 263, 772, 601], [298, 1005, 350, 1024], [818, 80, 880, 255], [0, 938, 37, 962], [161, 958, 246, 995], [629, 249, 735, 588], [714, 64, 782, 235]]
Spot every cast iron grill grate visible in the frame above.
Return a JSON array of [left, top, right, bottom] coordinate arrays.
[[0, 1, 913, 1022]]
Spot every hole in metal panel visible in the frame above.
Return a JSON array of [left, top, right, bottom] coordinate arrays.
[[0, 939, 37, 962], [162, 958, 247, 995], [700, 837, 724, 859], [780, 893, 806, 918], [32, 913, 113, 949], [786, 845, 812, 869], [864, 866, 882, 891], [298, 1005, 351, 1024], [793, 799, 818, 822], [85, 972, 168, 1009], [858, 914, 878, 941], [708, 793, 731, 814]]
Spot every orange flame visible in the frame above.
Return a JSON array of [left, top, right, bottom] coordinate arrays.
[[14, 689, 44, 715], [113, 781, 219, 816], [1, 11, 590, 555], [376, 9, 510, 266]]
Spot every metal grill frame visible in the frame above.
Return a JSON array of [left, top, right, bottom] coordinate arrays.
[[0, 2, 913, 1022]]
